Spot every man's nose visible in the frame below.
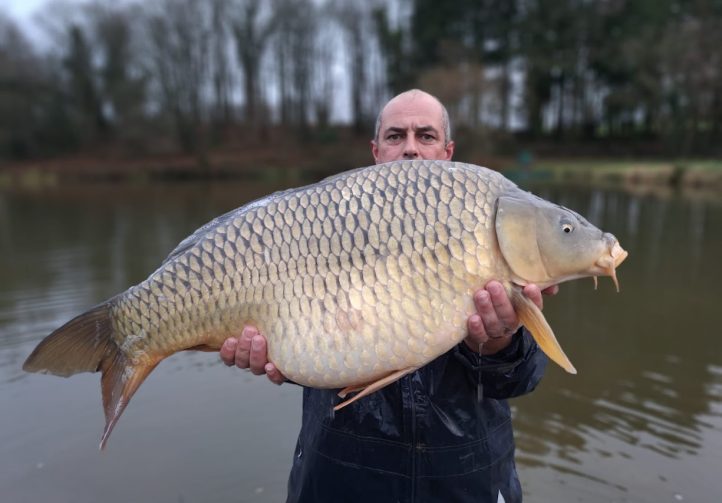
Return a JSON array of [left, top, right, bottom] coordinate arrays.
[[403, 137, 419, 159]]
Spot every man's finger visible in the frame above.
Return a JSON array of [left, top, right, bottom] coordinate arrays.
[[486, 281, 518, 333], [522, 284, 544, 310], [248, 335, 268, 375], [542, 285, 559, 296], [466, 313, 489, 349], [220, 337, 238, 366], [473, 288, 505, 338], [234, 326, 257, 369], [467, 313, 488, 340], [265, 363, 285, 385]]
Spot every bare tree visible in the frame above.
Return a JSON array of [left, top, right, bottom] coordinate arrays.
[[230, 0, 275, 132], [312, 16, 337, 129], [87, 2, 148, 142], [0, 14, 45, 157], [64, 23, 108, 142], [334, 2, 369, 133], [143, 0, 212, 155], [210, 0, 234, 135], [272, 0, 318, 132]]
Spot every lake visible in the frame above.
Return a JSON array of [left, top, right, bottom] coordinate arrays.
[[1, 177, 720, 502]]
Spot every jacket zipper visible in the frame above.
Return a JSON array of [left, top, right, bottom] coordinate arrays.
[[409, 376, 417, 503]]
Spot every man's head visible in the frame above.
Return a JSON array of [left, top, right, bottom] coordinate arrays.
[[371, 89, 455, 164]]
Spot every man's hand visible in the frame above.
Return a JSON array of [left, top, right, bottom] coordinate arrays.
[[219, 326, 286, 385], [465, 281, 558, 355]]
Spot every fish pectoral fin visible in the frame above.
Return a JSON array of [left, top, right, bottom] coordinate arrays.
[[511, 289, 577, 375], [100, 353, 163, 450], [334, 367, 419, 411]]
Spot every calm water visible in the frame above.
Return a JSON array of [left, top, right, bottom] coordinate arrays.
[[0, 179, 720, 502]]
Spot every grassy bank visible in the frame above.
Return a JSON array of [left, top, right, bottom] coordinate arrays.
[[543, 159, 722, 188], [505, 159, 722, 194]]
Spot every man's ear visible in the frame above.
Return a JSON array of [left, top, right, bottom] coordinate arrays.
[[444, 140, 455, 160], [370, 140, 380, 163]]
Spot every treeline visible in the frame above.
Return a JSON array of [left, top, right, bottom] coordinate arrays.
[[1, 0, 721, 163]]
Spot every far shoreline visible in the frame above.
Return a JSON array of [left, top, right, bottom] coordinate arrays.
[[1, 147, 720, 197]]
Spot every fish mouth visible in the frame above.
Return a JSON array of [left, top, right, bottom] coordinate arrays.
[[589, 241, 628, 291]]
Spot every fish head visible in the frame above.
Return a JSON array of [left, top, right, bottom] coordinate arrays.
[[494, 192, 628, 290]]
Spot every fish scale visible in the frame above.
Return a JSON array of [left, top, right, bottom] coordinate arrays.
[[23, 159, 628, 448], [112, 161, 502, 388]]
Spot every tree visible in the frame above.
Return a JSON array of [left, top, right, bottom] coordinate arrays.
[[518, 0, 582, 137], [88, 2, 148, 144], [0, 15, 46, 157], [64, 23, 108, 142], [144, 0, 212, 155], [372, 5, 413, 96], [231, 0, 275, 132], [335, 2, 370, 133], [272, 0, 317, 132], [210, 0, 234, 136]]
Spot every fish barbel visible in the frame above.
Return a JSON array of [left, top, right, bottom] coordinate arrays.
[[23, 160, 628, 448]]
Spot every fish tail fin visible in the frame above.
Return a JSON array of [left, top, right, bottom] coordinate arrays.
[[23, 302, 160, 450], [23, 303, 116, 377], [511, 289, 577, 374]]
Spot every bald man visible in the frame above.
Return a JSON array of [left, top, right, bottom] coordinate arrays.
[[221, 90, 550, 503]]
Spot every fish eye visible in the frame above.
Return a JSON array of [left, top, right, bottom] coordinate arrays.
[[561, 222, 574, 234]]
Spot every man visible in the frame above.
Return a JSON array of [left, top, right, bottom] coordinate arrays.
[[220, 90, 553, 502]]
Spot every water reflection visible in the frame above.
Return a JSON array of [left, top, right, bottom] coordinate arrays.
[[0, 181, 720, 502]]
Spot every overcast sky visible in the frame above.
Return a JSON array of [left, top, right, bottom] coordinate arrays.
[[3, 0, 60, 43], [5, 1, 55, 51], [4, 0, 49, 21], [4, 0, 87, 36]]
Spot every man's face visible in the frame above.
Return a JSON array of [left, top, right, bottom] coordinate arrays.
[[371, 93, 455, 164]]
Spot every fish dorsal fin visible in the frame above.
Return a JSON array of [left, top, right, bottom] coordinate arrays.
[[162, 185, 307, 265], [511, 289, 577, 374]]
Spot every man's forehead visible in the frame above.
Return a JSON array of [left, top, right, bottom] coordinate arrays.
[[380, 97, 444, 130], [383, 93, 441, 115]]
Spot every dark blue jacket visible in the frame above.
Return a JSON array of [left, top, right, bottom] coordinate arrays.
[[286, 329, 547, 503]]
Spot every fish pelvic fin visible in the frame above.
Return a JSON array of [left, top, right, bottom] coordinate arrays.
[[22, 302, 160, 450], [334, 367, 419, 411], [511, 289, 577, 374]]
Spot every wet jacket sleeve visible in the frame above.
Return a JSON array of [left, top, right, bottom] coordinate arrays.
[[453, 327, 547, 399]]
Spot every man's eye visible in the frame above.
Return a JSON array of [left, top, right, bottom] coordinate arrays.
[[419, 134, 435, 141], [387, 134, 401, 141]]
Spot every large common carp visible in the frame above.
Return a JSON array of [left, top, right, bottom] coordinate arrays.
[[24, 160, 627, 448]]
